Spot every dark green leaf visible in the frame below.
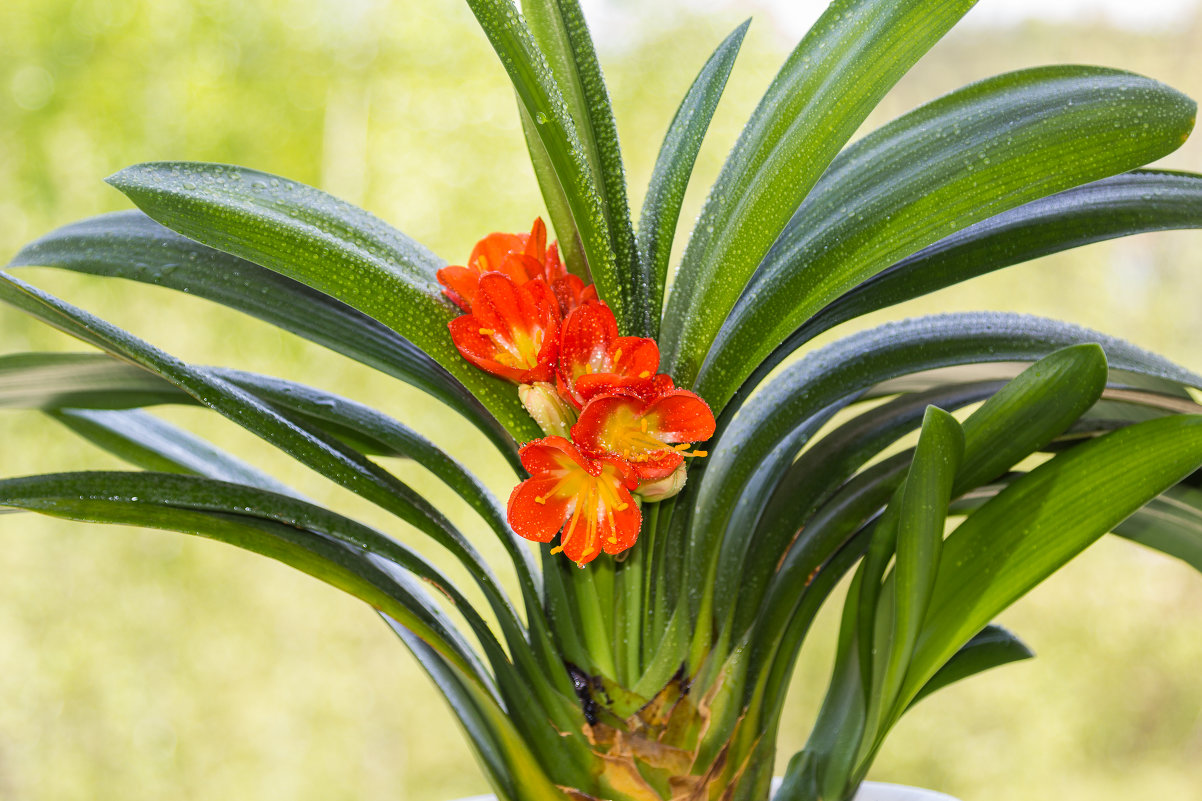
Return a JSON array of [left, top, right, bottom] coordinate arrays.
[[0, 471, 489, 685], [954, 344, 1108, 493], [461, 1, 627, 331], [907, 624, 1034, 708], [0, 351, 183, 409], [1113, 484, 1202, 573], [388, 622, 578, 801], [730, 381, 1003, 639], [50, 408, 298, 497], [745, 171, 1202, 402], [872, 406, 963, 717], [660, 0, 978, 386], [522, 0, 646, 334], [700, 68, 1198, 408], [104, 162, 540, 442], [638, 21, 747, 334], [689, 313, 1200, 650], [0, 272, 529, 644], [7, 210, 521, 469]]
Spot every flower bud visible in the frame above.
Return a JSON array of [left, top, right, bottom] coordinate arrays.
[[634, 462, 687, 502], [519, 382, 577, 439]]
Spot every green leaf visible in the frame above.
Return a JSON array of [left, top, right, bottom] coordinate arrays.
[[1113, 484, 1202, 573], [206, 368, 569, 693], [461, 1, 627, 331], [872, 407, 963, 718], [905, 414, 1202, 707], [0, 470, 490, 685], [699, 68, 1198, 408], [0, 273, 530, 645], [954, 344, 1109, 493], [50, 408, 298, 497], [731, 382, 1002, 638], [103, 162, 540, 443], [752, 455, 912, 684], [638, 21, 747, 335], [907, 624, 1034, 708], [743, 346, 1114, 682], [0, 467, 594, 778], [689, 313, 1199, 656], [522, 0, 646, 334], [0, 351, 182, 409], [389, 623, 578, 801], [7, 210, 521, 469], [728, 170, 1202, 415], [660, 0, 977, 386], [0, 351, 550, 629], [519, 104, 588, 279]]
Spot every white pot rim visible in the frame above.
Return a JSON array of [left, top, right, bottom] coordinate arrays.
[[451, 780, 960, 801]]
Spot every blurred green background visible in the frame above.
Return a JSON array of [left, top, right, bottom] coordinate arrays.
[[1, 1, 1201, 799]]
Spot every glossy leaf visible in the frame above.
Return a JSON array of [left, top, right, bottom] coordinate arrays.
[[0, 471, 489, 684], [638, 21, 747, 333], [904, 414, 1202, 709], [0, 272, 531, 646], [871, 406, 963, 723], [953, 344, 1109, 493], [729, 170, 1202, 416], [700, 68, 1198, 408], [519, 105, 588, 279], [660, 0, 977, 386], [0, 348, 576, 724], [1113, 484, 1202, 573], [50, 408, 298, 497], [7, 210, 521, 469], [962, 479, 1202, 576], [389, 623, 577, 801], [730, 382, 1002, 638], [689, 314, 1199, 648], [0, 351, 182, 409], [907, 624, 1034, 708], [104, 162, 541, 442], [522, 0, 646, 334], [462, 1, 627, 331], [209, 367, 563, 682]]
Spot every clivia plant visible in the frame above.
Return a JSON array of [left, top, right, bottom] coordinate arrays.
[[3, 1, 1202, 800]]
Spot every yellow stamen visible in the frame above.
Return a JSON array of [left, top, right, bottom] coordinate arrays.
[[615, 502, 628, 511], [613, 348, 623, 363], [478, 328, 496, 336], [478, 255, 490, 271], [673, 443, 691, 452], [534, 496, 546, 505], [640, 419, 648, 433], [638, 371, 651, 379], [550, 545, 564, 555]]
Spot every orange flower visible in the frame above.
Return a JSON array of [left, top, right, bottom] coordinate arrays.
[[549, 273, 598, 318], [556, 300, 664, 408], [437, 218, 576, 313], [447, 273, 559, 383], [571, 390, 716, 482], [507, 437, 641, 565]]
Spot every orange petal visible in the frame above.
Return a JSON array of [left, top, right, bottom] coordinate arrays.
[[470, 231, 527, 274], [436, 265, 481, 312], [508, 477, 571, 543]]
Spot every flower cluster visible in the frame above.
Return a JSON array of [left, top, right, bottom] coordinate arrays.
[[439, 219, 715, 566]]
